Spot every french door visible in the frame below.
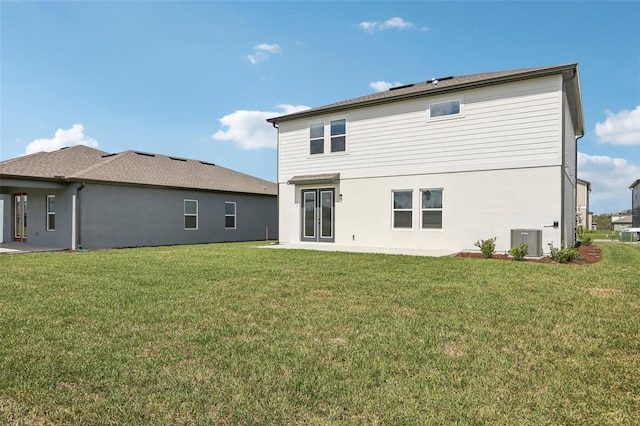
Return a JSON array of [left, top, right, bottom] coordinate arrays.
[[301, 188, 335, 242], [14, 193, 27, 242]]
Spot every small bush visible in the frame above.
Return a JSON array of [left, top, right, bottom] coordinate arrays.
[[474, 237, 497, 258], [579, 233, 594, 246], [548, 243, 579, 263], [509, 243, 528, 261]]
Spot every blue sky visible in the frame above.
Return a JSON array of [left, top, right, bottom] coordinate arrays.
[[1, 1, 638, 214]]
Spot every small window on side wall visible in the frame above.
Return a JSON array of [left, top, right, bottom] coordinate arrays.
[[421, 189, 443, 229], [184, 199, 198, 230], [392, 191, 413, 229], [429, 100, 460, 118], [46, 195, 55, 231], [225, 201, 236, 229], [310, 122, 324, 155]]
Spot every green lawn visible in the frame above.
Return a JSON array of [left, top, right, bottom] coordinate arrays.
[[1, 242, 638, 425]]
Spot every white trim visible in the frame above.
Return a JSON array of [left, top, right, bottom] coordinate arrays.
[[428, 97, 464, 120], [71, 195, 76, 250], [392, 190, 413, 230], [225, 201, 237, 229], [184, 199, 198, 230], [420, 188, 444, 230], [46, 195, 56, 231]]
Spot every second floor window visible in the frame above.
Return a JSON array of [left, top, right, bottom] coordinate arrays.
[[310, 122, 324, 155], [309, 119, 347, 155], [330, 119, 346, 152]]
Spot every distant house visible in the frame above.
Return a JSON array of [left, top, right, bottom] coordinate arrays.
[[631, 179, 640, 228], [0, 146, 277, 249], [611, 214, 632, 232], [576, 179, 592, 231], [268, 64, 584, 256]]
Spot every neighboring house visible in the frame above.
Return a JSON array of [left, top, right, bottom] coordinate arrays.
[[631, 179, 640, 228], [268, 64, 584, 256], [576, 178, 592, 231], [611, 215, 632, 232], [0, 146, 277, 249]]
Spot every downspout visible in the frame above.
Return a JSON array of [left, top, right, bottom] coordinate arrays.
[[272, 121, 280, 244], [74, 182, 85, 250]]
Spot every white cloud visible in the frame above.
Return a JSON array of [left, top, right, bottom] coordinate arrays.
[[357, 17, 429, 33], [247, 43, 281, 64], [578, 152, 640, 213], [23, 124, 99, 156], [212, 104, 310, 150], [369, 80, 403, 92], [594, 105, 640, 145]]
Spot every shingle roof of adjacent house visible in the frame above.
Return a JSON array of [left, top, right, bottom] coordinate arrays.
[[267, 63, 583, 135], [0, 145, 277, 195]]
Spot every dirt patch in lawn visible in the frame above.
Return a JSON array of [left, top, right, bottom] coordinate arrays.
[[587, 287, 624, 298], [455, 244, 601, 265]]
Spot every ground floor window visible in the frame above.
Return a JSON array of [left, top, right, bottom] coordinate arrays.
[[184, 199, 198, 229], [421, 189, 443, 229], [225, 201, 236, 229], [392, 190, 413, 229], [46, 195, 55, 231]]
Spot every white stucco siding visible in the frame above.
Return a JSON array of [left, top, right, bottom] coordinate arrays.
[[278, 75, 563, 183], [279, 166, 563, 254]]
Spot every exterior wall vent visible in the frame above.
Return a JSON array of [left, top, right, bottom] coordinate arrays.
[[510, 229, 542, 257]]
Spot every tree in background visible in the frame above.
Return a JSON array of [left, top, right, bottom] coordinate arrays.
[[594, 214, 612, 230]]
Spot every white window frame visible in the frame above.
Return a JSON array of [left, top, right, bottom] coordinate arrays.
[[46, 195, 55, 231], [309, 122, 325, 155], [184, 199, 198, 230], [330, 119, 346, 153], [428, 98, 463, 120], [392, 190, 413, 230], [308, 118, 348, 157], [225, 201, 236, 229], [421, 189, 444, 230]]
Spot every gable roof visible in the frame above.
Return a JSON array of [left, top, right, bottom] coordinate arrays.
[[267, 63, 584, 135], [0, 145, 277, 196]]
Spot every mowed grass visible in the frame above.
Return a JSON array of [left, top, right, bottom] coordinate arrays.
[[1, 242, 638, 425]]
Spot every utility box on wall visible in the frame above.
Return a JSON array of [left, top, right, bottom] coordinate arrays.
[[511, 229, 542, 257]]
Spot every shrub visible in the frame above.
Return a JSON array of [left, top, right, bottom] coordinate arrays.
[[579, 233, 594, 246], [509, 243, 528, 261], [548, 243, 579, 263], [474, 237, 497, 259]]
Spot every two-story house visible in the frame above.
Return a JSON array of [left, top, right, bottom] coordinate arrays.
[[267, 64, 584, 256], [577, 178, 592, 231]]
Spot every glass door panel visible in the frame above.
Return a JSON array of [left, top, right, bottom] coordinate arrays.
[[14, 193, 27, 241], [303, 191, 316, 239]]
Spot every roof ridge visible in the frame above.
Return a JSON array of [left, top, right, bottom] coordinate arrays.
[[71, 150, 124, 178]]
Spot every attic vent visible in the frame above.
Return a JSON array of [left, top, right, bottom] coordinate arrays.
[[170, 156, 187, 162], [102, 153, 117, 158], [199, 161, 216, 166], [135, 151, 155, 157], [389, 83, 415, 91]]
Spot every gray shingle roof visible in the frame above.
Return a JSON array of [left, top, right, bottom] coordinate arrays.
[[267, 63, 581, 125], [0, 145, 277, 196]]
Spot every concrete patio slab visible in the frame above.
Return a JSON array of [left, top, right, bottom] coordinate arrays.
[[0, 243, 66, 254]]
